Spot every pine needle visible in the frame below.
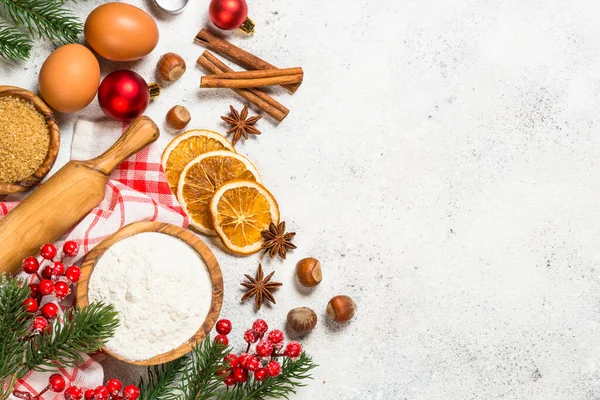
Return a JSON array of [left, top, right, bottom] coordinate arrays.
[[138, 356, 188, 400], [0, 24, 31, 61], [181, 337, 231, 400]]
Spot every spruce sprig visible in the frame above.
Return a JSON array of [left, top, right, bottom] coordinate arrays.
[[0, 276, 31, 400], [0, 24, 31, 61], [23, 302, 119, 372], [181, 338, 231, 400], [138, 356, 188, 400]]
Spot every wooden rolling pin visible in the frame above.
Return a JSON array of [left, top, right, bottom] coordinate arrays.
[[0, 116, 159, 275]]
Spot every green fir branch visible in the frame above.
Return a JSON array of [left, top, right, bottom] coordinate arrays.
[[22, 302, 119, 372], [181, 338, 231, 400], [0, 24, 31, 61], [138, 356, 188, 400], [0, 0, 83, 45], [0, 276, 32, 400]]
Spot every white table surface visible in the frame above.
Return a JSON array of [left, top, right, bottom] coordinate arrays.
[[4, 0, 600, 398]]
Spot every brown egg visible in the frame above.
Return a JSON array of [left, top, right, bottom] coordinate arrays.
[[85, 3, 159, 61], [38, 44, 100, 113]]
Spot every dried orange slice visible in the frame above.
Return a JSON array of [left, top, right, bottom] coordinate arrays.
[[161, 129, 234, 193], [210, 180, 280, 255], [177, 151, 261, 235]]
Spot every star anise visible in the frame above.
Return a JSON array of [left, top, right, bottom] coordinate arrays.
[[221, 104, 262, 145], [240, 264, 282, 310], [260, 221, 297, 259]]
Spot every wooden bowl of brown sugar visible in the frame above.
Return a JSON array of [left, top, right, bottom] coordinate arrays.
[[0, 86, 60, 195]]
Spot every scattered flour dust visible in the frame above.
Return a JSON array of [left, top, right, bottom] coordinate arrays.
[[88, 232, 212, 361]]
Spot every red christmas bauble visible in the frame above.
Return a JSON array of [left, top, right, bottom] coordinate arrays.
[[209, 0, 248, 30], [98, 70, 150, 122]]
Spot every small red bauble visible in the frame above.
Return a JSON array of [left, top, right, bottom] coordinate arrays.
[[224, 353, 239, 369], [238, 353, 251, 368], [65, 266, 82, 283], [23, 297, 38, 313], [39, 279, 55, 296], [33, 316, 49, 332], [265, 360, 281, 377], [84, 389, 95, 400], [106, 378, 123, 394], [49, 374, 66, 392], [41, 265, 53, 279], [267, 329, 284, 344], [209, 0, 248, 30], [252, 319, 268, 335], [65, 386, 83, 400], [254, 368, 268, 382], [41, 302, 59, 319], [232, 367, 248, 383], [98, 70, 151, 122], [223, 373, 236, 386], [63, 241, 79, 257], [29, 283, 41, 299], [285, 341, 302, 358], [52, 261, 66, 276], [54, 281, 71, 299], [94, 385, 110, 400], [214, 334, 229, 345], [245, 355, 260, 372], [40, 243, 57, 260], [216, 319, 232, 335], [22, 256, 39, 274], [255, 340, 273, 357], [244, 329, 258, 344], [122, 385, 140, 400]]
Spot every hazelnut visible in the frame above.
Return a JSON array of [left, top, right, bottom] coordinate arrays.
[[295, 257, 322, 287], [157, 53, 186, 82], [287, 307, 317, 335], [166, 105, 191, 130], [326, 295, 355, 322]]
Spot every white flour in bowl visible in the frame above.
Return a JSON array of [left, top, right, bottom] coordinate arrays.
[[88, 232, 212, 361]]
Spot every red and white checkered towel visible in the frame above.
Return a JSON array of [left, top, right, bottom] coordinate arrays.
[[1, 118, 188, 399]]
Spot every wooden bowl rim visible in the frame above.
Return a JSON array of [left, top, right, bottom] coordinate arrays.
[[0, 85, 60, 195], [76, 221, 224, 366]]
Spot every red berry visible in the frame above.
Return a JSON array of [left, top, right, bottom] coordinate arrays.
[[84, 389, 95, 400], [32, 316, 49, 332], [49, 374, 66, 392], [255, 340, 273, 357], [244, 329, 258, 344], [252, 319, 268, 336], [40, 243, 57, 260], [52, 261, 65, 276], [94, 385, 110, 400], [216, 319, 232, 335], [41, 302, 59, 319], [232, 367, 248, 383], [63, 241, 79, 257], [216, 365, 229, 376], [223, 373, 236, 386], [254, 368, 268, 382], [245, 355, 260, 372], [106, 378, 122, 394], [54, 281, 71, 299], [285, 341, 302, 358], [267, 329, 284, 344], [22, 256, 39, 274], [29, 283, 40, 299], [238, 353, 251, 369], [224, 353, 239, 369], [39, 279, 54, 296], [41, 265, 53, 279], [65, 386, 83, 400], [122, 385, 140, 400], [265, 360, 281, 377], [214, 334, 229, 345], [65, 266, 81, 283], [23, 297, 38, 312]]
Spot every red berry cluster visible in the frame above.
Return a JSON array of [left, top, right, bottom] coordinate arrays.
[[214, 319, 303, 386], [21, 242, 81, 333], [13, 374, 140, 400]]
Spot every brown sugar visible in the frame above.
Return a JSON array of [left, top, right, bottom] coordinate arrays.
[[0, 96, 50, 183]]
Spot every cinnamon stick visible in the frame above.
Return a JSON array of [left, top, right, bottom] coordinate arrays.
[[206, 67, 304, 80], [196, 51, 289, 122], [201, 74, 303, 89], [194, 29, 302, 93]]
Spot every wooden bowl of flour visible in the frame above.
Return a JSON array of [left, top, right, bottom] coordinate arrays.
[[76, 221, 223, 366]]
